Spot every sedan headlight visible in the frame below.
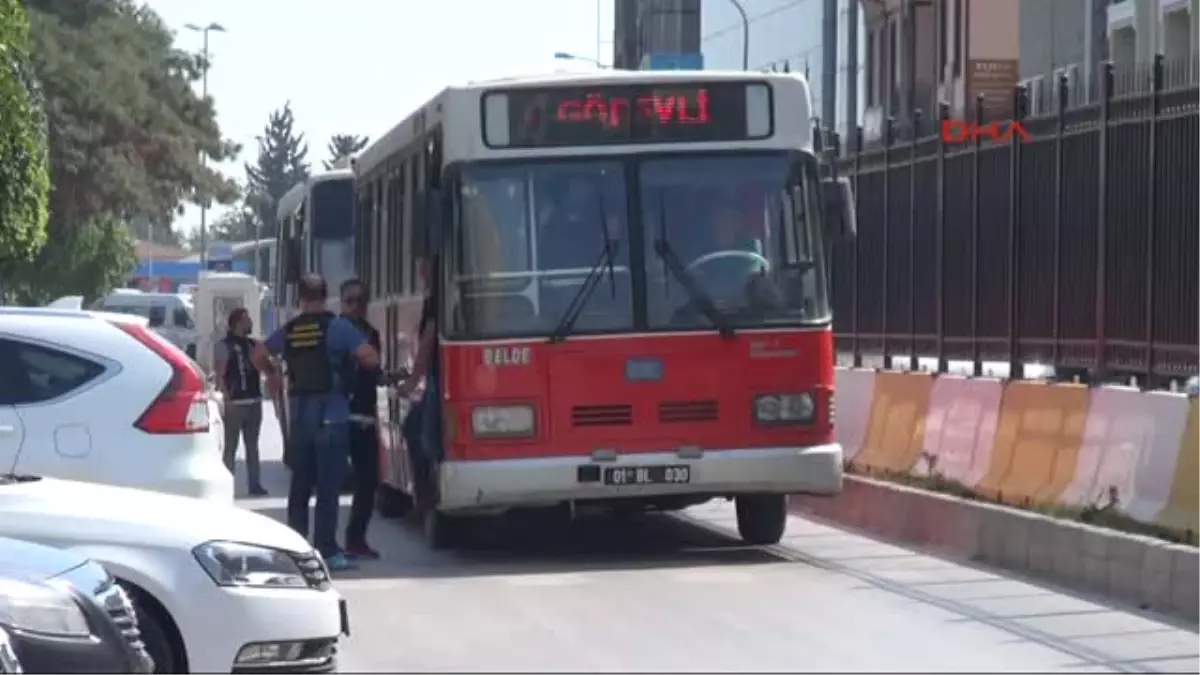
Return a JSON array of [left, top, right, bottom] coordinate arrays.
[[754, 393, 816, 424], [472, 405, 535, 438], [193, 541, 309, 589], [0, 579, 90, 638]]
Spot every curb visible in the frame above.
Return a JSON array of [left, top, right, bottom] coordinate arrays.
[[790, 475, 1199, 623]]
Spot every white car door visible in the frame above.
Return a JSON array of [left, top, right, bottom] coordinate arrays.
[[0, 407, 24, 475]]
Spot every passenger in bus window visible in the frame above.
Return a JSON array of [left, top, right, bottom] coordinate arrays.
[[397, 256, 441, 506]]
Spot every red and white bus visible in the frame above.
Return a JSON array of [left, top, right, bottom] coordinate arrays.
[[274, 167, 357, 325], [353, 70, 856, 548]]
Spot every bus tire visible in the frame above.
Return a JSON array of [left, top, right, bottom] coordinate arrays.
[[376, 483, 412, 519], [424, 508, 467, 550], [735, 494, 787, 546]]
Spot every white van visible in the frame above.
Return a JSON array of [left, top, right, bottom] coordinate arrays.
[[92, 291, 197, 358]]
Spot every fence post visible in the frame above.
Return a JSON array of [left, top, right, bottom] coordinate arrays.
[[1007, 85, 1028, 379], [1144, 54, 1164, 388], [852, 127, 864, 368], [936, 102, 949, 372], [1094, 61, 1113, 382], [882, 116, 895, 368], [971, 94, 984, 376], [909, 109, 922, 372], [1052, 72, 1067, 371]]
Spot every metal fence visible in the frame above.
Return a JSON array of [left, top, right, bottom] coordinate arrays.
[[826, 56, 1199, 386]]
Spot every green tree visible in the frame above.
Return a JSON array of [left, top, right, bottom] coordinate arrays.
[[245, 103, 310, 240], [0, 0, 50, 277], [6, 216, 136, 305], [323, 133, 369, 169], [12, 0, 241, 300]]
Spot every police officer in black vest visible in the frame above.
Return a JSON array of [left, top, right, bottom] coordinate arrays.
[[253, 274, 380, 571], [213, 307, 267, 496]]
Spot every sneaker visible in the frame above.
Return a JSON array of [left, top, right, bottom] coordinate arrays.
[[344, 542, 380, 560], [323, 552, 357, 571], [248, 485, 268, 497]]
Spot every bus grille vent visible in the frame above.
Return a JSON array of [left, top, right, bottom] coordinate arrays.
[[659, 400, 718, 423], [571, 404, 633, 427]]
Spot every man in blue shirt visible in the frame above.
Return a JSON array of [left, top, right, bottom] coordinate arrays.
[[252, 274, 379, 571]]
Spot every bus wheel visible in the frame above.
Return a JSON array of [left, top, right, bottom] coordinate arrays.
[[735, 494, 787, 546], [376, 483, 412, 519], [424, 508, 467, 550]]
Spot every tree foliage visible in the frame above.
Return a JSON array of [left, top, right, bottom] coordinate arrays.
[[3, 0, 241, 301], [0, 0, 50, 271], [324, 133, 368, 169], [5, 215, 136, 305], [245, 103, 310, 240]]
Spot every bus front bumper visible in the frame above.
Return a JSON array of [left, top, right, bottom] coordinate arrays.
[[437, 443, 843, 512]]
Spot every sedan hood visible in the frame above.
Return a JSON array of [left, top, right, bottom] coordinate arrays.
[[0, 477, 311, 554], [0, 536, 88, 580]]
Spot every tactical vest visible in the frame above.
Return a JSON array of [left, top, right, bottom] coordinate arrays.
[[283, 312, 336, 395], [222, 334, 262, 401]]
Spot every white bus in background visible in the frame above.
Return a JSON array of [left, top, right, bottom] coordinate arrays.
[[274, 168, 356, 325]]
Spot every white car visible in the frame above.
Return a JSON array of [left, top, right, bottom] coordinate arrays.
[[0, 473, 348, 673], [0, 307, 230, 500]]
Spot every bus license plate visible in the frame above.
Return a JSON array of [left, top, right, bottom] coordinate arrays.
[[604, 465, 690, 486]]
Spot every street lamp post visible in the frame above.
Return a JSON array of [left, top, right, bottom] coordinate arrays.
[[553, 52, 610, 68], [727, 0, 750, 70], [185, 21, 225, 270]]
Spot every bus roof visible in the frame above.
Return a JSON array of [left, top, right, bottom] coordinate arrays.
[[276, 168, 354, 221], [354, 70, 814, 177]]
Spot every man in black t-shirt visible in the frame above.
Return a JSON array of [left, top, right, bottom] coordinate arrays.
[[339, 278, 387, 559]]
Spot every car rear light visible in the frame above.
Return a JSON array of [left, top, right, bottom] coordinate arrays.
[[115, 322, 210, 434]]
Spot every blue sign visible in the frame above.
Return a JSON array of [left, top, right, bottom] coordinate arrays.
[[642, 52, 704, 71]]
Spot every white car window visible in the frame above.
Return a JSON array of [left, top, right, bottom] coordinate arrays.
[[0, 339, 106, 405]]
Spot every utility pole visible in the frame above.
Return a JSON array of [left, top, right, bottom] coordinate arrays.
[[185, 22, 226, 271]]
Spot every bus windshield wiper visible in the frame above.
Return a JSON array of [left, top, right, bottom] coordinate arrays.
[[547, 199, 618, 344], [653, 200, 735, 339]]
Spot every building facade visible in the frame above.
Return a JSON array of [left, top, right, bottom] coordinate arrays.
[[612, 0, 703, 70]]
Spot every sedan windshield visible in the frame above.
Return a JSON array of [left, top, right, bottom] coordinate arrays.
[[446, 161, 631, 338], [640, 154, 830, 329]]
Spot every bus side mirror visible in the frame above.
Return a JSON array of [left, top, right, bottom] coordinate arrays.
[[416, 189, 443, 255], [284, 239, 302, 283], [821, 177, 857, 241]]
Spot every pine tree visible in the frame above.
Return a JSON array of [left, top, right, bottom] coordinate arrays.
[[323, 133, 369, 169], [244, 102, 310, 241]]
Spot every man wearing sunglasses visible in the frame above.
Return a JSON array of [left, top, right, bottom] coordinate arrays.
[[339, 278, 391, 559]]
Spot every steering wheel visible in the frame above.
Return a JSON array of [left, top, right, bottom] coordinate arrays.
[[685, 249, 772, 275]]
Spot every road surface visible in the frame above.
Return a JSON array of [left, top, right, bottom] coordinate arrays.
[[234, 405, 1200, 673]]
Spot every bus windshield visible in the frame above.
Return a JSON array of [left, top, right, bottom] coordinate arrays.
[[640, 153, 830, 329], [447, 161, 631, 338], [444, 153, 830, 339], [311, 178, 355, 290]]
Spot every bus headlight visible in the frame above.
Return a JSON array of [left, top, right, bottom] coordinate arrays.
[[754, 393, 815, 424], [472, 405, 535, 438]]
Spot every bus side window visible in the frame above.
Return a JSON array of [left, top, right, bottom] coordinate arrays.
[[408, 154, 422, 292], [393, 163, 406, 295]]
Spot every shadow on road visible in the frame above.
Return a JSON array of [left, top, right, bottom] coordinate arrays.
[[240, 459, 792, 581]]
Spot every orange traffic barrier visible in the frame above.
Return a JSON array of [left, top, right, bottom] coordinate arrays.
[[919, 376, 1002, 486], [976, 381, 1089, 507], [853, 371, 934, 475], [1064, 387, 1191, 522], [1155, 397, 1199, 535], [834, 369, 877, 461]]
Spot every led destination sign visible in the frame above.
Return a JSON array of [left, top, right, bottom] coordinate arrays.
[[483, 81, 772, 148]]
